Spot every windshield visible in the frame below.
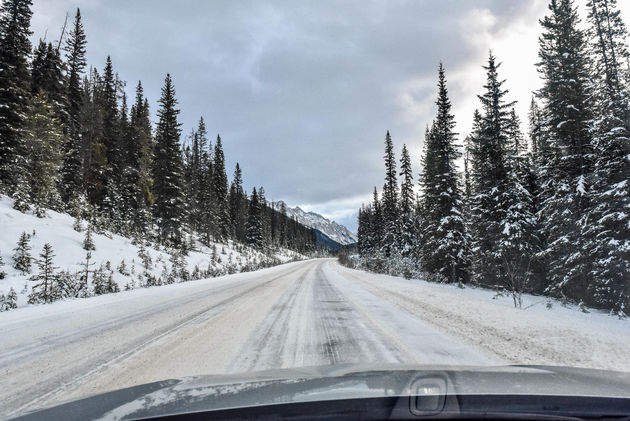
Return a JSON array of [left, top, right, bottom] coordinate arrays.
[[0, 0, 629, 419]]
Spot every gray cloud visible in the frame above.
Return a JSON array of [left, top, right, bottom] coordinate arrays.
[[31, 1, 566, 232]]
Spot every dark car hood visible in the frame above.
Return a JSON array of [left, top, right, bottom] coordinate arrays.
[[12, 364, 630, 421]]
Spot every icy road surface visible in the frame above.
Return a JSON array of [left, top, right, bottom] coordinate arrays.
[[2, 258, 628, 418]]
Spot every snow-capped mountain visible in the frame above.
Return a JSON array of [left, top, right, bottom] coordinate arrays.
[[274, 201, 357, 245]]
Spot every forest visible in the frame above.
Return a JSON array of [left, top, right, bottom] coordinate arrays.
[[355, 0, 629, 315], [0, 1, 317, 253]]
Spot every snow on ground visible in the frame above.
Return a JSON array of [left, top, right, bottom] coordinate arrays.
[[0, 195, 306, 309], [331, 262, 630, 372]]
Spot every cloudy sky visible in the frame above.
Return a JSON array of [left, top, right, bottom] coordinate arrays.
[[30, 0, 630, 232]]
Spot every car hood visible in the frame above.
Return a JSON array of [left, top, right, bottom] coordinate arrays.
[[12, 364, 630, 421]]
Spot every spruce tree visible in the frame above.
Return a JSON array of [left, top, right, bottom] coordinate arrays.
[[381, 131, 398, 256], [536, 0, 595, 304], [584, 0, 630, 311], [152, 74, 187, 245], [0, 0, 33, 193], [245, 187, 263, 248], [24, 91, 64, 212], [28, 243, 57, 304], [397, 144, 415, 257], [129, 81, 154, 231], [211, 135, 229, 240], [60, 8, 87, 203], [229, 163, 247, 241], [12, 232, 32, 274], [469, 53, 514, 287], [419, 64, 468, 283], [6, 287, 17, 309]]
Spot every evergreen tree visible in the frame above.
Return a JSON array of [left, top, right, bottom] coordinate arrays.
[[419, 64, 468, 283], [469, 53, 514, 287], [83, 225, 95, 250], [152, 74, 187, 245], [397, 144, 415, 257], [381, 131, 398, 256], [245, 187, 263, 248], [536, 0, 595, 304], [584, 0, 630, 311], [129, 81, 154, 231], [24, 91, 64, 212], [6, 287, 17, 309], [0, 0, 33, 193], [28, 243, 57, 304], [229, 163, 247, 241], [211, 135, 229, 240], [60, 8, 87, 203], [12, 232, 32, 274]]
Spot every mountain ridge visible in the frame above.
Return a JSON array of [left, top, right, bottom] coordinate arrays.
[[274, 201, 357, 246]]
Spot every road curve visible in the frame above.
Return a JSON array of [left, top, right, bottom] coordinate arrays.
[[0, 258, 498, 418]]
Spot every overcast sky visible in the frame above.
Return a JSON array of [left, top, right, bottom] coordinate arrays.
[[30, 0, 630, 233]]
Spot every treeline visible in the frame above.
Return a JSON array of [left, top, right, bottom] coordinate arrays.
[[356, 0, 629, 314], [0, 1, 315, 253]]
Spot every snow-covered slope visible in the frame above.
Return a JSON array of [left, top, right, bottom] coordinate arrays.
[[275, 201, 357, 245], [0, 195, 305, 310]]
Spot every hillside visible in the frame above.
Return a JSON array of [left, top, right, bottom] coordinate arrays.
[[0, 196, 305, 310]]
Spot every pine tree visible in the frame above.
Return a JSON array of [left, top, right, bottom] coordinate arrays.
[[584, 0, 630, 311], [129, 81, 154, 231], [83, 225, 95, 250], [536, 0, 595, 304], [381, 131, 398, 256], [60, 8, 87, 203], [152, 74, 187, 245], [24, 91, 64, 212], [101, 56, 122, 219], [419, 64, 468, 283], [31, 40, 66, 120], [469, 53, 514, 287], [12, 232, 32, 274], [229, 163, 247, 241], [245, 187, 263, 248], [211, 135, 229, 240], [0, 0, 33, 193], [6, 287, 17, 309], [28, 243, 57, 304], [397, 144, 415, 257]]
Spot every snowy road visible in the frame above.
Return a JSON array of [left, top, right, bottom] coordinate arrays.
[[0, 258, 499, 418]]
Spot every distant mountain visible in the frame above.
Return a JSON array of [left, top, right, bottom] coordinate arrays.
[[275, 201, 357, 246]]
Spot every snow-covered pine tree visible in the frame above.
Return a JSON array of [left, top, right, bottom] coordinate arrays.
[[381, 131, 399, 257], [245, 187, 264, 249], [229, 163, 248, 242], [584, 0, 630, 312], [498, 109, 538, 306], [30, 40, 67, 122], [129, 81, 154, 232], [24, 91, 64, 213], [83, 224, 96, 250], [369, 187, 383, 255], [536, 0, 595, 305], [28, 243, 58, 304], [101, 56, 123, 222], [60, 8, 87, 203], [0, 0, 33, 194], [397, 144, 415, 257], [211, 135, 230, 240], [152, 74, 187, 246], [469, 52, 514, 288], [12, 232, 32, 274], [418, 64, 468, 283], [6, 287, 17, 309]]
